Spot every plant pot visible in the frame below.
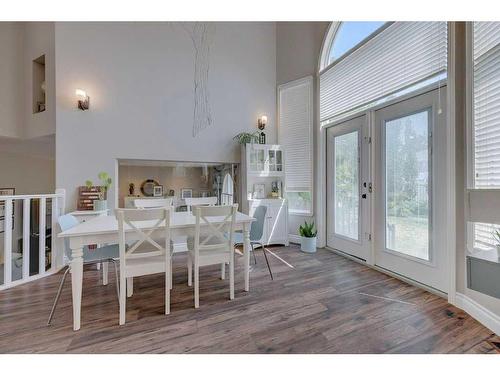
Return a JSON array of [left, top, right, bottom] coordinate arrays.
[[93, 199, 107, 211], [300, 236, 317, 253]]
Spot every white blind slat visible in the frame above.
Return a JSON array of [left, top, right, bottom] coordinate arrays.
[[320, 22, 448, 122], [278, 77, 313, 193], [472, 22, 500, 249]]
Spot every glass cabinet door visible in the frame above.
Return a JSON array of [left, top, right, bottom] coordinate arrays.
[[276, 150, 283, 172], [250, 149, 265, 172]]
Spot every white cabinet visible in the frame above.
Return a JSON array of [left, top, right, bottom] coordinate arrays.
[[240, 143, 289, 246]]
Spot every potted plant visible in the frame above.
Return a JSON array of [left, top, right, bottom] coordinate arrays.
[[492, 230, 500, 261], [233, 131, 260, 145], [299, 221, 317, 253], [86, 172, 112, 211]]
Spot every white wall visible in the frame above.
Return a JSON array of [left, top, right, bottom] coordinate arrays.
[[55, 22, 276, 211], [23, 22, 56, 138], [0, 149, 55, 261], [276, 22, 329, 238], [0, 23, 24, 138]]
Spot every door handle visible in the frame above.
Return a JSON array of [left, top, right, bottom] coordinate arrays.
[[361, 194, 367, 199]]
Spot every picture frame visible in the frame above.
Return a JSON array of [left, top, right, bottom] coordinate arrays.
[[253, 183, 265, 199], [181, 188, 193, 199], [153, 185, 163, 197]]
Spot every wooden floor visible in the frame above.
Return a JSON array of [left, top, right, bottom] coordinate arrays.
[[0, 245, 498, 354]]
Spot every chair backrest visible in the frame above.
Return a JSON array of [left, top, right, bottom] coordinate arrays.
[[250, 205, 267, 241], [115, 208, 171, 264], [185, 197, 217, 213], [134, 198, 173, 209], [58, 214, 80, 259], [192, 204, 238, 255]]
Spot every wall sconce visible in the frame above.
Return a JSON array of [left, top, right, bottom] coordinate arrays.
[[257, 115, 267, 144], [76, 89, 89, 110]]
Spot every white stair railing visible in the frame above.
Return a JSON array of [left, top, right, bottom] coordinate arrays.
[[0, 189, 65, 290]]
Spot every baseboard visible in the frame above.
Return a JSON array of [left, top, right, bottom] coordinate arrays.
[[455, 293, 500, 335], [289, 234, 301, 244]]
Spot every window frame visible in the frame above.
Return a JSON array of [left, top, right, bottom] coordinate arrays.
[[278, 76, 314, 217], [465, 21, 500, 253], [319, 21, 392, 73]]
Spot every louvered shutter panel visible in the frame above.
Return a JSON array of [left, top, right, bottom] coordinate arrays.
[[320, 22, 448, 123], [278, 77, 313, 193], [472, 22, 500, 250]]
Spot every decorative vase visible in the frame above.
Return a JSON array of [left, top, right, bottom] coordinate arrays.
[[300, 236, 317, 253], [93, 199, 107, 211]]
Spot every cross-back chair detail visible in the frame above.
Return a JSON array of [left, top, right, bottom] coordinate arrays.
[[134, 198, 173, 209], [187, 204, 238, 308], [115, 207, 172, 325]]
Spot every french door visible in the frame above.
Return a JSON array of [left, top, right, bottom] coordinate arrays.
[[326, 115, 370, 260], [373, 89, 447, 292]]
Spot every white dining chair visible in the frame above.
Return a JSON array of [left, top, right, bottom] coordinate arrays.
[[186, 204, 238, 308], [184, 197, 217, 213], [115, 207, 172, 325], [133, 198, 173, 209], [130, 197, 174, 295]]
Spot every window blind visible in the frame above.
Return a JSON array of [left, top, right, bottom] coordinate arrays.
[[320, 22, 448, 123], [278, 77, 313, 193], [472, 22, 500, 249]]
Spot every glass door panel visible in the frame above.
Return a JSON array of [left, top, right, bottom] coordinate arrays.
[[334, 131, 359, 240], [384, 110, 430, 260], [326, 115, 369, 261]]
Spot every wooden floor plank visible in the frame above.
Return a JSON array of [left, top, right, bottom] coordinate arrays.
[[0, 245, 497, 354]]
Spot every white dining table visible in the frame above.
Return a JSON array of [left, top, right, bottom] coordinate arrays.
[[58, 211, 255, 331]]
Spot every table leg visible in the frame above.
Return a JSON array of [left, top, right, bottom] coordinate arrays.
[[243, 223, 251, 292], [70, 246, 84, 331], [102, 262, 109, 285]]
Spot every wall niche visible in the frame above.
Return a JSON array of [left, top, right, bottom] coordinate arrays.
[[32, 54, 46, 114]]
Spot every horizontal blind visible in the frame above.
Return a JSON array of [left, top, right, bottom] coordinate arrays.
[[278, 77, 313, 192], [320, 22, 447, 122], [472, 22, 500, 249]]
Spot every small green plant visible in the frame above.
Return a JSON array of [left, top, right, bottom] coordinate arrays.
[[85, 172, 112, 200], [299, 221, 317, 238], [493, 230, 500, 246], [233, 131, 260, 145]]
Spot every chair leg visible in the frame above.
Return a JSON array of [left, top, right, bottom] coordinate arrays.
[[229, 254, 234, 301], [119, 271, 126, 325], [187, 254, 192, 287], [102, 261, 109, 285], [109, 259, 120, 302], [165, 266, 170, 315], [47, 266, 70, 326], [127, 277, 133, 297], [169, 255, 173, 290], [252, 244, 257, 265], [194, 261, 199, 308], [260, 243, 274, 280], [221, 263, 225, 280]]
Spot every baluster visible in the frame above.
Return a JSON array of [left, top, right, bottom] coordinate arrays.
[[39, 197, 46, 274], [3, 198, 13, 286], [22, 198, 31, 279], [51, 197, 60, 268]]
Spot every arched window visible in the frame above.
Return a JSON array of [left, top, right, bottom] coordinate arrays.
[[319, 22, 447, 123], [321, 21, 386, 70]]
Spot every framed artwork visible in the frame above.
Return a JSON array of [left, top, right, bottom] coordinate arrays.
[[153, 185, 164, 197], [253, 184, 265, 199], [181, 188, 193, 199]]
